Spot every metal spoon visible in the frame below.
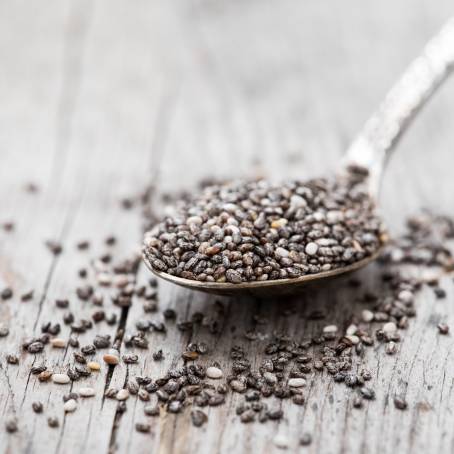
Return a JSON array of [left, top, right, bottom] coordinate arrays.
[[144, 18, 454, 296]]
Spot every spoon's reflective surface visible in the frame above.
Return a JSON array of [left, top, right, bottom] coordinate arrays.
[[144, 18, 454, 296]]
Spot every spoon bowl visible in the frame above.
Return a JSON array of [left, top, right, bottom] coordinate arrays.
[[144, 18, 454, 296], [143, 242, 386, 296]]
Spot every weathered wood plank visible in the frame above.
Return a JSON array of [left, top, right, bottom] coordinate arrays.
[[1, 0, 454, 453]]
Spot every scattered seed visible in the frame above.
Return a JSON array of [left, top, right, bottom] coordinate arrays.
[[273, 434, 289, 449], [383, 322, 397, 335], [63, 399, 77, 413], [87, 361, 101, 371], [360, 387, 375, 400], [38, 370, 53, 382], [45, 241, 62, 255], [47, 417, 59, 428], [6, 354, 19, 365], [103, 352, 119, 365], [116, 389, 129, 401], [5, 417, 18, 433], [394, 394, 408, 410], [52, 373, 71, 385], [300, 433, 312, 446], [50, 338, 66, 348], [144, 404, 160, 416], [135, 422, 151, 433], [385, 341, 397, 355], [32, 401, 43, 413], [206, 366, 223, 379], [1, 288, 13, 300], [79, 387, 95, 397], [288, 378, 306, 388], [191, 409, 208, 427], [437, 323, 449, 335], [21, 290, 34, 302]]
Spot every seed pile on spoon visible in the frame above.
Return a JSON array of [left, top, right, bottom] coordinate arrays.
[[143, 172, 386, 283]]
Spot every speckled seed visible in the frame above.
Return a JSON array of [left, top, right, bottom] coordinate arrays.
[[79, 387, 95, 397], [63, 399, 77, 413], [50, 338, 66, 348], [87, 361, 101, 371], [52, 373, 70, 384], [144, 404, 160, 416], [273, 434, 289, 449], [288, 378, 306, 388], [230, 380, 247, 393], [206, 366, 223, 379], [116, 389, 129, 401], [263, 372, 277, 385], [305, 242, 318, 256]]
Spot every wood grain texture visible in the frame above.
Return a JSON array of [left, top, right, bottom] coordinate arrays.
[[1, 0, 454, 453]]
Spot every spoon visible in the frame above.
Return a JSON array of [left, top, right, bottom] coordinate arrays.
[[144, 18, 454, 296]]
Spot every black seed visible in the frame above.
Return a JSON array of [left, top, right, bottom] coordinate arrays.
[[47, 417, 59, 428], [393, 395, 408, 410], [32, 401, 43, 413], [1, 288, 13, 300], [191, 409, 208, 427], [135, 422, 151, 433]]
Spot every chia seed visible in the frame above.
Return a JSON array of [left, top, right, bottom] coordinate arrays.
[[143, 176, 384, 283]]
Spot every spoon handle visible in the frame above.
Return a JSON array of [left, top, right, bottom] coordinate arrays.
[[344, 18, 454, 195]]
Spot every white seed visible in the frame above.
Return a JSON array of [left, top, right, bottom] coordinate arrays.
[[398, 290, 413, 303], [383, 322, 397, 334], [346, 324, 357, 336], [275, 247, 289, 258], [345, 335, 360, 345], [116, 389, 130, 401], [385, 341, 397, 355], [63, 399, 77, 413], [96, 273, 112, 286], [186, 216, 203, 225], [326, 210, 344, 224], [362, 309, 374, 322], [52, 373, 70, 384], [290, 195, 307, 208], [273, 434, 289, 449], [50, 338, 66, 348], [113, 275, 129, 288], [305, 242, 318, 256], [288, 378, 306, 388], [323, 325, 338, 334], [79, 387, 95, 397], [206, 366, 223, 379]]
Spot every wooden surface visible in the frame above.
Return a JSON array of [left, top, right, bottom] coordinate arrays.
[[1, 1, 454, 453]]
